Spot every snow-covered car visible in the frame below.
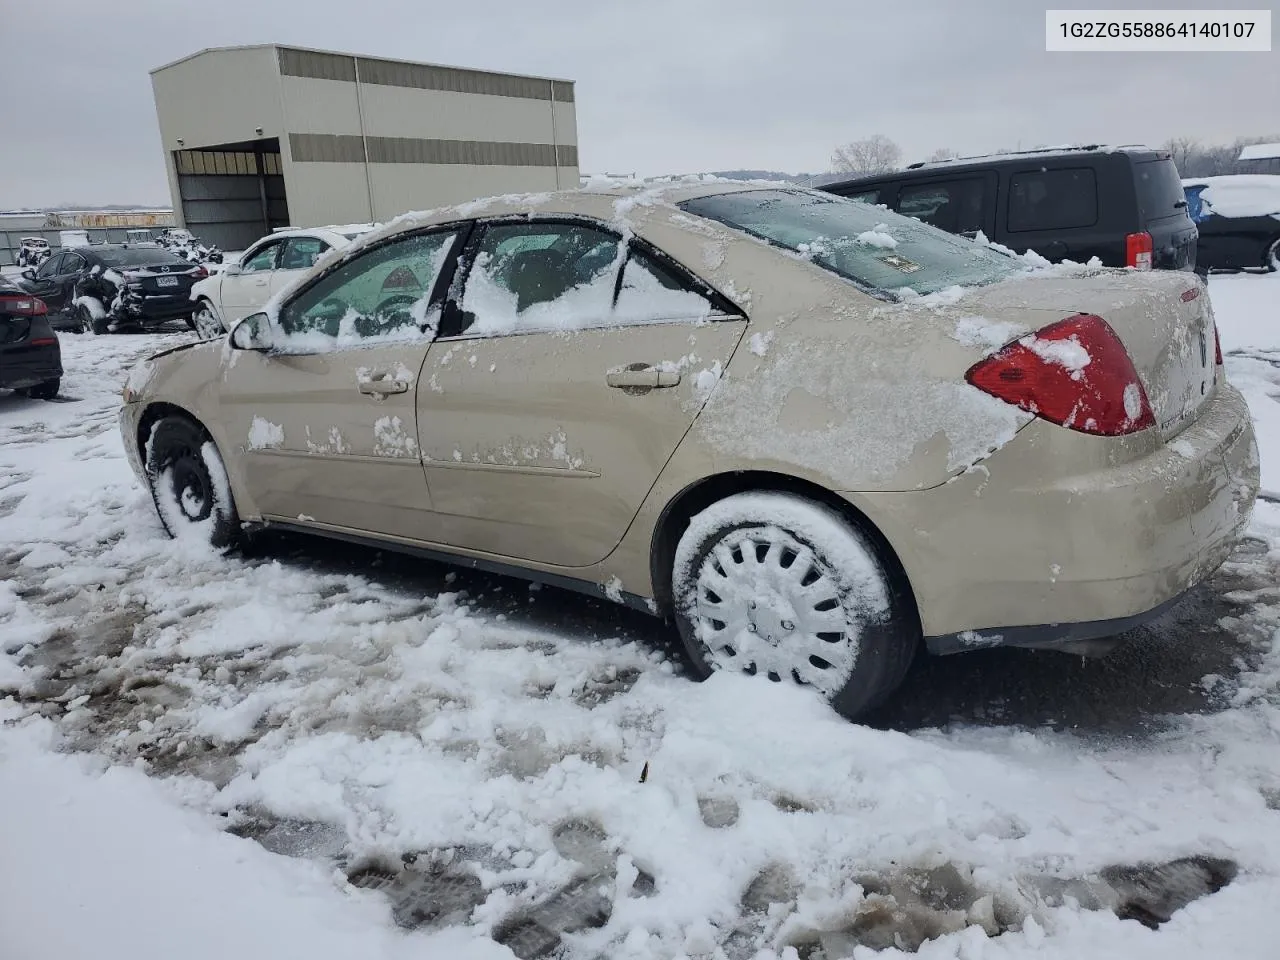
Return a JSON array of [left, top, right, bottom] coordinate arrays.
[[15, 237, 51, 269], [188, 226, 373, 339], [1183, 175, 1280, 273], [19, 244, 205, 334], [119, 182, 1260, 720]]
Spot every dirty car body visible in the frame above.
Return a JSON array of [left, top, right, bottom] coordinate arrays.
[[119, 182, 1260, 718]]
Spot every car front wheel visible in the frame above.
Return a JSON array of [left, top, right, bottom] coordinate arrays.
[[190, 301, 224, 340], [145, 415, 241, 549], [671, 492, 919, 721]]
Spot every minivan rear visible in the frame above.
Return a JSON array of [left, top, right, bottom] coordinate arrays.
[[823, 146, 1198, 273]]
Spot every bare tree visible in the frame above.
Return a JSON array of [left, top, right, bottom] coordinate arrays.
[[925, 148, 961, 162], [830, 135, 902, 176], [1163, 136, 1199, 174]]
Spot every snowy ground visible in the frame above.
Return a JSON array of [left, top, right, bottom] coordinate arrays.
[[1, 273, 1279, 960]]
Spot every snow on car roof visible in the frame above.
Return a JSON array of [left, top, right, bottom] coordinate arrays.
[[1181, 175, 1280, 219]]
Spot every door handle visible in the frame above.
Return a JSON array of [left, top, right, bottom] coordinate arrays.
[[358, 377, 409, 397], [606, 366, 681, 389], [252, 278, 269, 286]]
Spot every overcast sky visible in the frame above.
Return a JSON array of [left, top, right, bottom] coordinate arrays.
[[0, 0, 1275, 208]]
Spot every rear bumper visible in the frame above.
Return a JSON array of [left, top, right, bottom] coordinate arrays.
[[0, 347, 62, 389], [852, 383, 1260, 648]]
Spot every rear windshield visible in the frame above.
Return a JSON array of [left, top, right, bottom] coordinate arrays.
[[96, 248, 189, 268], [1134, 159, 1187, 222], [680, 189, 1020, 298]]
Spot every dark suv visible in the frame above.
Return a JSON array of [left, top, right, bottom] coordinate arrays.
[[822, 145, 1198, 273]]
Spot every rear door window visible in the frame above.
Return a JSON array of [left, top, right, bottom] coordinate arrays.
[[1134, 159, 1188, 222], [459, 222, 622, 335], [280, 237, 328, 270], [843, 189, 880, 204], [896, 179, 988, 234], [1007, 168, 1098, 232]]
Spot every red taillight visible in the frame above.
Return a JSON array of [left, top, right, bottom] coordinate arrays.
[[1213, 323, 1223, 365], [0, 295, 48, 316], [1125, 231, 1153, 270], [965, 313, 1156, 436], [29, 337, 57, 346]]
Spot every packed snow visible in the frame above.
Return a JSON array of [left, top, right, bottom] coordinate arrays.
[[1182, 175, 1280, 219], [0, 272, 1278, 959]]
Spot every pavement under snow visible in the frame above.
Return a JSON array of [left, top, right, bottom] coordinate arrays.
[[1, 273, 1279, 960]]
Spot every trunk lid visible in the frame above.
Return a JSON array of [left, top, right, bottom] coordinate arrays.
[[962, 269, 1215, 440], [121, 263, 200, 296]]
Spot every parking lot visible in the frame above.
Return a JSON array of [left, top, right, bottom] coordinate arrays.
[[1, 266, 1278, 959]]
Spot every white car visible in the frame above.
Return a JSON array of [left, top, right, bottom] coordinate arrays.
[[189, 226, 374, 338]]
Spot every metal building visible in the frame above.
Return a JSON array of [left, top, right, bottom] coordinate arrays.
[[150, 45, 579, 251]]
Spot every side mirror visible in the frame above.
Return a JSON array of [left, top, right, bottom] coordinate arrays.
[[229, 313, 272, 351], [21, 268, 36, 281], [222, 263, 242, 277]]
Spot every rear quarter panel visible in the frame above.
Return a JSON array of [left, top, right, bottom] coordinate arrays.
[[630, 209, 1034, 496]]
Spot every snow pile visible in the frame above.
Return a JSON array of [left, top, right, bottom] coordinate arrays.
[[952, 317, 1025, 351], [1024, 334, 1091, 378], [855, 227, 898, 249], [1183, 175, 1280, 219]]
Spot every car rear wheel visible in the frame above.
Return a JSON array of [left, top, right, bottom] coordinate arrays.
[[24, 378, 60, 400], [190, 301, 224, 340], [77, 302, 108, 336], [1266, 238, 1280, 274], [145, 415, 241, 549], [671, 492, 918, 721]]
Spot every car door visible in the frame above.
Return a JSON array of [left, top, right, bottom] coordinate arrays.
[[220, 239, 282, 324], [418, 219, 747, 568], [270, 236, 330, 298], [216, 228, 461, 540], [22, 253, 73, 315]]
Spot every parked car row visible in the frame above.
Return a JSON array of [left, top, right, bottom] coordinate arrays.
[[17, 244, 206, 334], [120, 180, 1259, 720]]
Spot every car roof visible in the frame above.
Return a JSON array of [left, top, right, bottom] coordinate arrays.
[[339, 178, 782, 253], [79, 244, 188, 262], [826, 145, 1169, 190]]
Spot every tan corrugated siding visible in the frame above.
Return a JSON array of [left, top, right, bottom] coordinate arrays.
[[277, 47, 357, 83], [288, 133, 367, 163], [367, 137, 577, 167]]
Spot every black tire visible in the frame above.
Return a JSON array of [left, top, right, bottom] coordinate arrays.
[[76, 302, 109, 335], [1266, 238, 1280, 274], [145, 415, 241, 549], [670, 492, 919, 721], [26, 378, 60, 400]]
